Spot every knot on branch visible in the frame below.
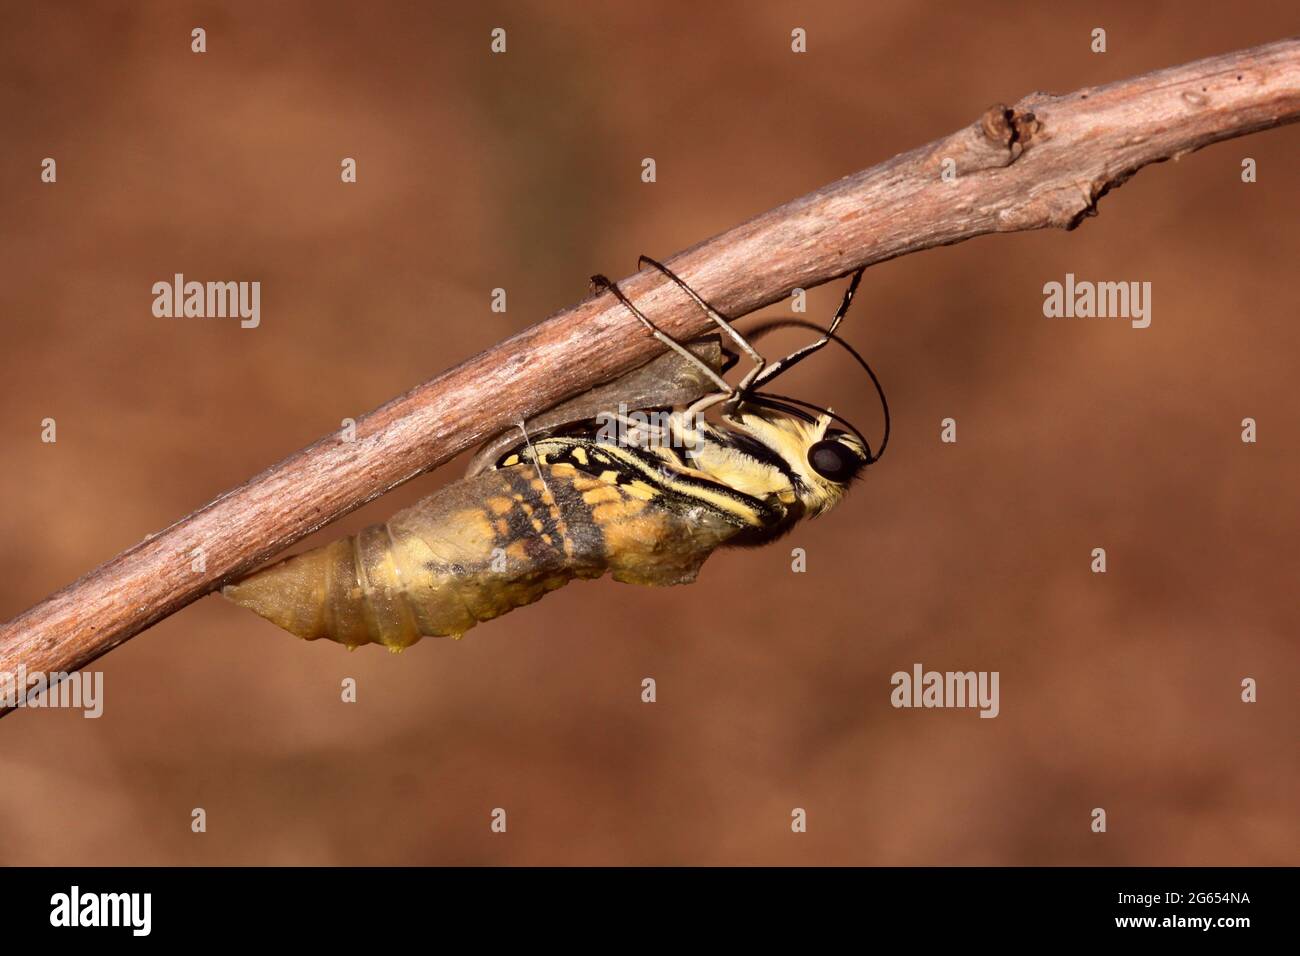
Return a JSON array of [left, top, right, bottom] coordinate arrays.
[[981, 102, 1042, 158], [931, 101, 1045, 179]]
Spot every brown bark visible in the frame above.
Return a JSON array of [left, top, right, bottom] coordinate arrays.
[[2, 38, 1297, 709]]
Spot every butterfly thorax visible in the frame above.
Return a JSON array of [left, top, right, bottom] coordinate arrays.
[[667, 407, 863, 520]]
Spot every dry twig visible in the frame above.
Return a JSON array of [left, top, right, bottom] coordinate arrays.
[[2, 39, 1298, 708]]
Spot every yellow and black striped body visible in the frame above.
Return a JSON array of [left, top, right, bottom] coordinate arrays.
[[222, 435, 758, 650], [222, 283, 881, 651]]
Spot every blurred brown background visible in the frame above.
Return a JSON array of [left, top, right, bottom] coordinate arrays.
[[1, 1, 1296, 866]]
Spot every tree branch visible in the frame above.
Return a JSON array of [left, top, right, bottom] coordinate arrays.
[[3, 38, 1298, 705]]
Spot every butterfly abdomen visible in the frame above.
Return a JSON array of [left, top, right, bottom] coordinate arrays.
[[221, 447, 736, 650]]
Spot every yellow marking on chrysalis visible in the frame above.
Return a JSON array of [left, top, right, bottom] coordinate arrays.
[[582, 486, 623, 506], [585, 441, 765, 527], [465, 509, 498, 541], [592, 499, 646, 524], [656, 479, 762, 526], [624, 480, 658, 501]]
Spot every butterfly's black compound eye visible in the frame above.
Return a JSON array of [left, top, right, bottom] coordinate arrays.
[[808, 439, 860, 483]]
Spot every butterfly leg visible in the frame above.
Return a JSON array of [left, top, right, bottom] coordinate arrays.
[[605, 410, 670, 449], [590, 273, 733, 395], [751, 267, 866, 390], [590, 272, 733, 446], [637, 255, 768, 392]]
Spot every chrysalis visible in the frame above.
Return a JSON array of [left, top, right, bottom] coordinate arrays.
[[224, 260, 888, 650]]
